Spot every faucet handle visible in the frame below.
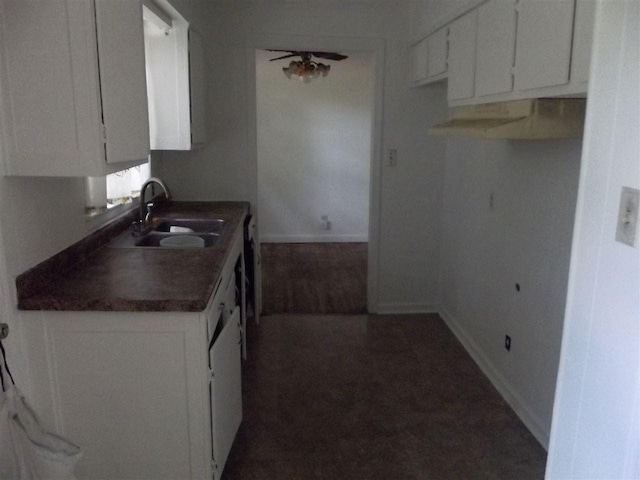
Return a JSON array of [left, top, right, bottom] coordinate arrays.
[[145, 202, 154, 223]]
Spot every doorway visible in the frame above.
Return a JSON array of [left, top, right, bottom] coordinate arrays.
[[255, 49, 375, 314]]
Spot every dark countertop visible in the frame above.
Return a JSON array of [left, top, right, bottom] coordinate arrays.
[[16, 201, 249, 312]]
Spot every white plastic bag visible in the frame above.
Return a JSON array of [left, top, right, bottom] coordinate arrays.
[[0, 341, 81, 480]]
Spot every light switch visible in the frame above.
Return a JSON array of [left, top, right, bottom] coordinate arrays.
[[615, 186, 639, 247]]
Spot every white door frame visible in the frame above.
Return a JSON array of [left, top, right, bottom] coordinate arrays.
[[245, 34, 385, 313]]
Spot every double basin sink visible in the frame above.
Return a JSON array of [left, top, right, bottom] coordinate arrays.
[[110, 218, 225, 249]]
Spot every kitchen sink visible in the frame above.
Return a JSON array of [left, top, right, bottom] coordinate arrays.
[[152, 218, 225, 234], [109, 228, 221, 249], [135, 232, 220, 248]]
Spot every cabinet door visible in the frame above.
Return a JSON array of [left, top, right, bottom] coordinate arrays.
[[143, 8, 191, 150], [448, 10, 478, 102], [411, 37, 429, 84], [475, 0, 517, 97], [209, 307, 242, 475], [570, 0, 596, 86], [95, 0, 150, 164], [189, 29, 207, 146], [427, 27, 448, 78], [513, 0, 575, 91], [0, 0, 104, 176], [48, 328, 193, 479]]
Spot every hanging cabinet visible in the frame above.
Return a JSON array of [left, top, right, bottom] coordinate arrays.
[[412, 0, 596, 107], [475, 0, 518, 97], [512, 0, 576, 91], [411, 26, 449, 86], [143, 0, 207, 151], [447, 10, 478, 102], [0, 0, 150, 177], [411, 37, 429, 85]]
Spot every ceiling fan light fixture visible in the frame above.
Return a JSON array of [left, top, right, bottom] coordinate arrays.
[[275, 52, 340, 83], [317, 63, 330, 77], [282, 60, 298, 78]]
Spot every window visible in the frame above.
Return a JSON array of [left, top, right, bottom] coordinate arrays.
[[85, 163, 151, 216]]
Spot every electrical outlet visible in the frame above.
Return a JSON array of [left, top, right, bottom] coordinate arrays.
[[616, 187, 639, 247], [0, 323, 8, 340], [320, 215, 330, 230], [505, 335, 511, 351]]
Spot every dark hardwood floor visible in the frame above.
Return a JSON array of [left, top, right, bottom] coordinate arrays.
[[260, 243, 367, 315], [223, 314, 547, 479]]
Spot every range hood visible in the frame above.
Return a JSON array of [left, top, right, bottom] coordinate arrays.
[[429, 98, 586, 139]]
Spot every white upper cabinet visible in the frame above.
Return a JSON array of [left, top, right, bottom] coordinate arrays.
[[570, 0, 596, 86], [513, 0, 575, 91], [411, 37, 429, 85], [96, 1, 152, 165], [144, 0, 207, 151], [434, 0, 594, 106], [447, 10, 478, 102], [0, 0, 150, 177], [475, 0, 517, 97], [411, 27, 449, 86], [188, 30, 207, 146], [427, 27, 449, 79]]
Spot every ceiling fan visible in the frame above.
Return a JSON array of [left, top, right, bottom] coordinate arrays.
[[268, 50, 348, 82]]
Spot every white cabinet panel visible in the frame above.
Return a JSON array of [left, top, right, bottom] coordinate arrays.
[[448, 10, 478, 101], [189, 30, 207, 146], [210, 307, 242, 477], [95, 0, 150, 165], [0, 0, 149, 176], [411, 37, 429, 84], [513, 0, 575, 91], [49, 328, 193, 479], [427, 27, 448, 78], [475, 0, 517, 97], [143, 3, 207, 151], [570, 0, 596, 85]]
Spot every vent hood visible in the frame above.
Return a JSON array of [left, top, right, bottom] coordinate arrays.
[[429, 99, 586, 139]]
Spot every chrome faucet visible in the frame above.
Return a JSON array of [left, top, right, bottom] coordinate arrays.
[[133, 177, 172, 236]]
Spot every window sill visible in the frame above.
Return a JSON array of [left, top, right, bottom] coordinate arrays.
[[85, 199, 141, 233]]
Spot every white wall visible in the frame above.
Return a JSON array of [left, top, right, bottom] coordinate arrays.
[[439, 136, 582, 448], [156, 0, 449, 312], [546, 1, 639, 478], [0, 177, 88, 399], [256, 49, 372, 243]]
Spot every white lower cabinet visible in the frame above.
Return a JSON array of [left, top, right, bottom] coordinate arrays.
[[209, 307, 242, 477], [23, 249, 244, 479]]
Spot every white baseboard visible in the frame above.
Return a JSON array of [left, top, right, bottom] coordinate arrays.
[[438, 306, 551, 450], [375, 302, 439, 314], [261, 234, 368, 243]]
